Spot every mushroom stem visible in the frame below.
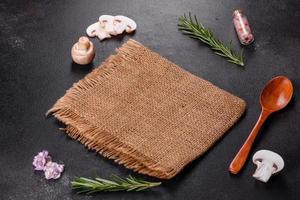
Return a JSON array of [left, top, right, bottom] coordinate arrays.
[[77, 37, 90, 50], [252, 161, 275, 183]]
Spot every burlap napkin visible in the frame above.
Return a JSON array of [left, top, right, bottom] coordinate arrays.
[[48, 39, 246, 179]]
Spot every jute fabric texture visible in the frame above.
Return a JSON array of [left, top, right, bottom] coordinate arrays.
[[48, 39, 246, 179]]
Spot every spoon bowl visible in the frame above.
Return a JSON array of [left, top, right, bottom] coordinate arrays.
[[260, 76, 293, 112], [229, 76, 293, 174]]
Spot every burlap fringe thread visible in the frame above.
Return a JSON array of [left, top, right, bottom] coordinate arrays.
[[47, 40, 176, 179]]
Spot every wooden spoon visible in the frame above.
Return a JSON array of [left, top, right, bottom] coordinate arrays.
[[229, 76, 293, 174]]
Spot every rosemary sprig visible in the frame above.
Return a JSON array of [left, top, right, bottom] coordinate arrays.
[[71, 175, 161, 193], [178, 13, 244, 66]]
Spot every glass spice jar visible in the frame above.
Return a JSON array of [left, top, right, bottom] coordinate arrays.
[[233, 10, 254, 45]]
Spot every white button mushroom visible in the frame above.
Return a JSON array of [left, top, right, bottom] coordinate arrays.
[[99, 15, 116, 35], [71, 36, 95, 65], [86, 22, 111, 40], [86, 22, 101, 37], [114, 15, 137, 33], [112, 18, 128, 34], [252, 150, 284, 183], [86, 15, 137, 41]]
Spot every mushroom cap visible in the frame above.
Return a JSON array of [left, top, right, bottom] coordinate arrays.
[[99, 15, 116, 35], [112, 19, 127, 34], [86, 22, 101, 37], [86, 22, 111, 40], [96, 30, 111, 40], [71, 37, 95, 65], [252, 150, 284, 173], [99, 15, 114, 25], [114, 15, 137, 33]]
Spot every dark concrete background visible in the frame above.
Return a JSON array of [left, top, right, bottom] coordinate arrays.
[[0, 0, 299, 199]]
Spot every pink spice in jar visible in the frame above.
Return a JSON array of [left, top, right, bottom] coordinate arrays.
[[233, 10, 254, 45]]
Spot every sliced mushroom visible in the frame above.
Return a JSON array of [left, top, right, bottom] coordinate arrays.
[[86, 22, 101, 37], [99, 15, 116, 35], [114, 15, 137, 33], [96, 29, 111, 40], [252, 150, 284, 183], [71, 36, 95, 65], [112, 18, 127, 34], [86, 15, 137, 41], [86, 22, 110, 40]]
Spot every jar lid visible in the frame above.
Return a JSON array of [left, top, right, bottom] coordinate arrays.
[[233, 9, 243, 17]]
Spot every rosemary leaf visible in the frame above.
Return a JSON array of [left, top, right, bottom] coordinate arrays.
[[71, 175, 161, 193], [178, 13, 244, 66]]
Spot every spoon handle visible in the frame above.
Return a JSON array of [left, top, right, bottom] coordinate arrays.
[[229, 109, 271, 174]]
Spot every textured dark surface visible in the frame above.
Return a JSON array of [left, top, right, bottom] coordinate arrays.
[[0, 0, 299, 199]]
